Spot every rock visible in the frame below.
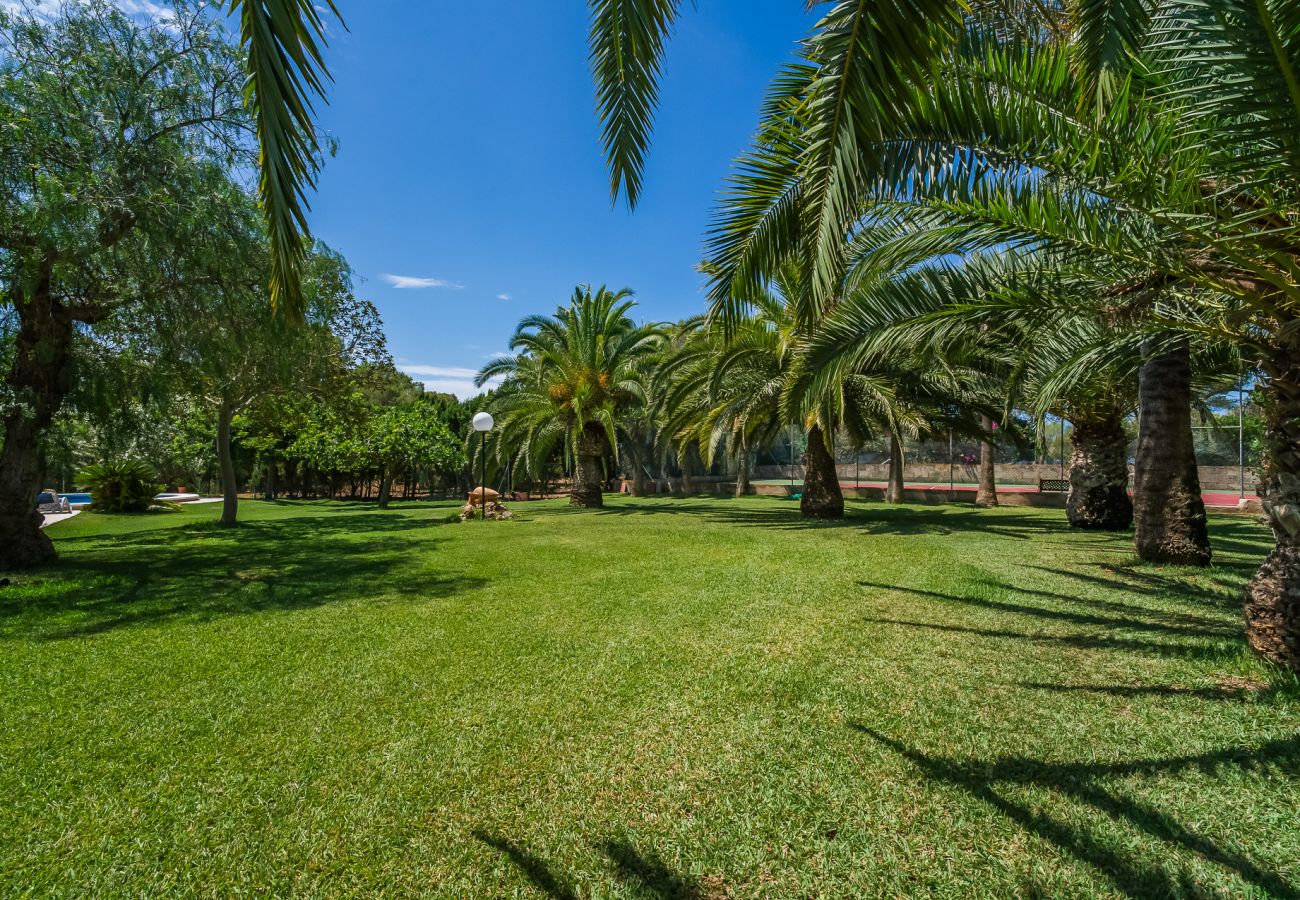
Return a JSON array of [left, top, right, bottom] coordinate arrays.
[[460, 499, 512, 521]]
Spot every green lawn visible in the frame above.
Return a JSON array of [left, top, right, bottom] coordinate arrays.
[[3, 498, 1297, 897]]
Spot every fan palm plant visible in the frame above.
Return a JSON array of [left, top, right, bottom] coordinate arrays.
[[477, 285, 664, 508]]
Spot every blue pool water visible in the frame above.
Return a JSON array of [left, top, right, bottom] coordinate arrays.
[[61, 493, 93, 505]]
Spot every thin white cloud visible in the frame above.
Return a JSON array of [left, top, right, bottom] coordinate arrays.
[[116, 0, 172, 17], [497, 293, 512, 301], [401, 365, 479, 379], [382, 274, 463, 290], [416, 377, 502, 400], [399, 363, 502, 400], [1, 0, 174, 22]]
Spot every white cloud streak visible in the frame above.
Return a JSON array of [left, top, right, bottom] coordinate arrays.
[[399, 364, 501, 401], [382, 274, 463, 290], [1, 0, 174, 23], [401, 365, 479, 379]]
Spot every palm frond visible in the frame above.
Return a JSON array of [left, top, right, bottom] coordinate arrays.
[[588, 0, 683, 208], [230, 0, 340, 320]]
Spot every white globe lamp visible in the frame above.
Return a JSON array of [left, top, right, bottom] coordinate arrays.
[[472, 412, 495, 520]]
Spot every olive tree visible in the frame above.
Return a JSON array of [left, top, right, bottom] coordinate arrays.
[[0, 1, 248, 565]]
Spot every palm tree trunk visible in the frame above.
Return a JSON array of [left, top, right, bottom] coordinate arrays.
[[1067, 409, 1133, 531], [886, 431, 906, 504], [674, 448, 695, 497], [735, 449, 751, 497], [217, 400, 239, 527], [570, 423, 605, 508], [801, 424, 844, 518], [1133, 337, 1210, 565], [976, 415, 999, 508], [628, 445, 647, 497], [0, 279, 75, 568], [1244, 351, 1300, 672]]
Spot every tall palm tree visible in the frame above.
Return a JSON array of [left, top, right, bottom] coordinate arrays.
[[717, 263, 849, 518], [477, 285, 664, 509]]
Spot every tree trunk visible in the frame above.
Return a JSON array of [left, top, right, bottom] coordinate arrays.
[[1244, 351, 1300, 672], [801, 424, 844, 518], [886, 432, 906, 504], [1067, 410, 1133, 531], [735, 449, 752, 497], [674, 449, 695, 497], [0, 283, 77, 568], [976, 415, 999, 507], [1133, 338, 1210, 565], [570, 423, 606, 508], [377, 465, 392, 509], [217, 400, 239, 527], [628, 446, 647, 497]]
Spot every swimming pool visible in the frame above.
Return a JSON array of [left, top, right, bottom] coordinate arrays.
[[61, 493, 93, 506]]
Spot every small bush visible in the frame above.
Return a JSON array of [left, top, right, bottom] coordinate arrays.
[[78, 460, 164, 513]]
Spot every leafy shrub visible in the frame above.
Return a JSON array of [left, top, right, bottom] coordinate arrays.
[[77, 460, 165, 513]]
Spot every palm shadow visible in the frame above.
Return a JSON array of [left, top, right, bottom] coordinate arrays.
[[852, 724, 1300, 899], [856, 580, 1241, 640], [601, 838, 705, 899], [1017, 681, 1275, 701], [594, 499, 1073, 541], [473, 831, 577, 900], [863, 616, 1234, 660], [473, 831, 707, 899], [3, 512, 481, 641]]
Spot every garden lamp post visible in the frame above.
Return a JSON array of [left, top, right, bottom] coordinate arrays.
[[1239, 380, 1246, 501], [472, 411, 494, 521]]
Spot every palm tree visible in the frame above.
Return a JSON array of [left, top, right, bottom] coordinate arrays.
[[235, 0, 1300, 669], [477, 285, 664, 509], [697, 0, 1300, 666], [717, 263, 848, 518]]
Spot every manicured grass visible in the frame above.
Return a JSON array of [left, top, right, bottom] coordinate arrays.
[[2, 497, 1297, 897]]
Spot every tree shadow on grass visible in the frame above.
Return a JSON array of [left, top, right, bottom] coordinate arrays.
[[1017, 681, 1276, 701], [594, 499, 1070, 542], [1, 513, 482, 641], [856, 580, 1241, 640], [1019, 564, 1251, 611], [851, 724, 1300, 899], [473, 831, 578, 900], [601, 838, 706, 899], [863, 617, 1235, 660], [473, 831, 709, 899]]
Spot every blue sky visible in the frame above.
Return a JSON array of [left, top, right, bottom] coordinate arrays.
[[304, 2, 815, 398]]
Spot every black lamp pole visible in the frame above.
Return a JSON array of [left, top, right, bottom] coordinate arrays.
[[1059, 417, 1065, 481]]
